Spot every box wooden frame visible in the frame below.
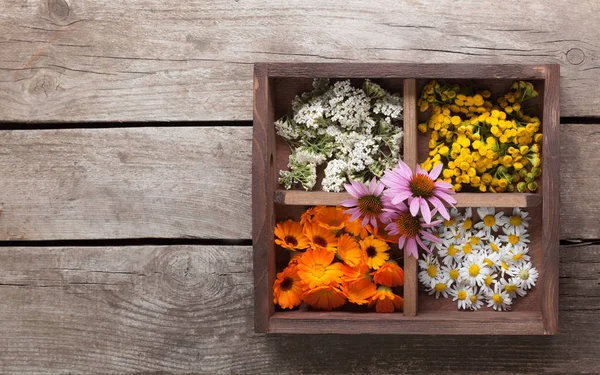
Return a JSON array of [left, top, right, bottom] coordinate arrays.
[[253, 63, 560, 335]]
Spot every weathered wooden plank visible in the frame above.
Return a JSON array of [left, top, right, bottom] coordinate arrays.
[[0, 123, 596, 240], [1, 0, 599, 121], [0, 127, 251, 240], [0, 244, 597, 374], [559, 124, 600, 239]]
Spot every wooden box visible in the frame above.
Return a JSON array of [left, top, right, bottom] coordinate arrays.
[[253, 63, 559, 334]]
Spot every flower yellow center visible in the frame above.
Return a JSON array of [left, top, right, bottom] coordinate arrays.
[[520, 270, 530, 280], [469, 264, 480, 277], [505, 284, 517, 294], [470, 295, 478, 303], [492, 293, 504, 305], [427, 265, 437, 278], [510, 216, 523, 226], [508, 235, 519, 245], [444, 217, 455, 227], [463, 218, 473, 230], [448, 245, 458, 257], [483, 215, 496, 227], [434, 283, 447, 292], [470, 236, 480, 245], [449, 269, 459, 280], [501, 261, 509, 270], [483, 258, 493, 267], [485, 274, 493, 286], [358, 195, 383, 215], [457, 290, 467, 300], [490, 242, 499, 252], [463, 243, 473, 254], [409, 173, 435, 198], [513, 253, 523, 261], [311, 265, 326, 278], [396, 211, 422, 238]]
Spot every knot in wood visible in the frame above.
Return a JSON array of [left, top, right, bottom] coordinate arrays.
[[566, 48, 585, 65], [47, 0, 70, 21]]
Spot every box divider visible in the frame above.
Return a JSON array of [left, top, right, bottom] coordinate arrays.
[[403, 78, 419, 317]]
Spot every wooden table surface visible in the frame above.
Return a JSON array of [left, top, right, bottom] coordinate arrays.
[[1, 1, 599, 373]]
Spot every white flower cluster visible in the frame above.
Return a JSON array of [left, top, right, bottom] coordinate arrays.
[[418, 207, 539, 312], [275, 79, 404, 192]]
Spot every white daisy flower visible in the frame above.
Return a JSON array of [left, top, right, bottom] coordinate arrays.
[[441, 263, 462, 285], [440, 207, 462, 232], [481, 272, 497, 293], [427, 278, 453, 299], [487, 235, 503, 254], [486, 284, 512, 311], [475, 207, 505, 235], [458, 241, 477, 259], [418, 254, 440, 287], [506, 246, 531, 265], [460, 256, 491, 287], [469, 288, 485, 311], [449, 284, 473, 310], [467, 232, 485, 248], [479, 251, 501, 272], [508, 261, 539, 290], [498, 259, 512, 277], [459, 207, 474, 235], [499, 226, 530, 249], [438, 238, 463, 266], [498, 277, 526, 298], [500, 207, 531, 234]]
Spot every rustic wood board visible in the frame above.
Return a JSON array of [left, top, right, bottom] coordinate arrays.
[[0, 124, 597, 240], [0, 244, 597, 374], [1, 0, 600, 122], [0, 127, 251, 240]]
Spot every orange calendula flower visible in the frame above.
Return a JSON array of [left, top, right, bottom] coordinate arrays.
[[341, 261, 371, 283], [304, 285, 346, 311], [315, 206, 348, 231], [297, 248, 344, 289], [371, 260, 404, 287], [360, 235, 390, 270], [369, 286, 404, 313], [341, 279, 377, 305], [336, 233, 362, 267], [273, 265, 304, 309], [345, 218, 373, 238], [274, 219, 309, 251], [304, 223, 338, 253], [300, 206, 325, 226]]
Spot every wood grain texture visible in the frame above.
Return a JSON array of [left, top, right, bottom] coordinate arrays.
[[0, 243, 597, 374], [252, 64, 276, 332], [0, 123, 597, 241], [541, 64, 560, 334], [1, 0, 600, 121], [0, 127, 251, 240], [274, 190, 541, 207], [270, 311, 544, 335], [402, 79, 418, 316]]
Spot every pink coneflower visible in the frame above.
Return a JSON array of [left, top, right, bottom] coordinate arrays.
[[385, 202, 442, 258], [381, 160, 456, 223], [341, 177, 394, 228]]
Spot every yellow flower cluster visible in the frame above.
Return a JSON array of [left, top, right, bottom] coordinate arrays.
[[418, 81, 542, 193]]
